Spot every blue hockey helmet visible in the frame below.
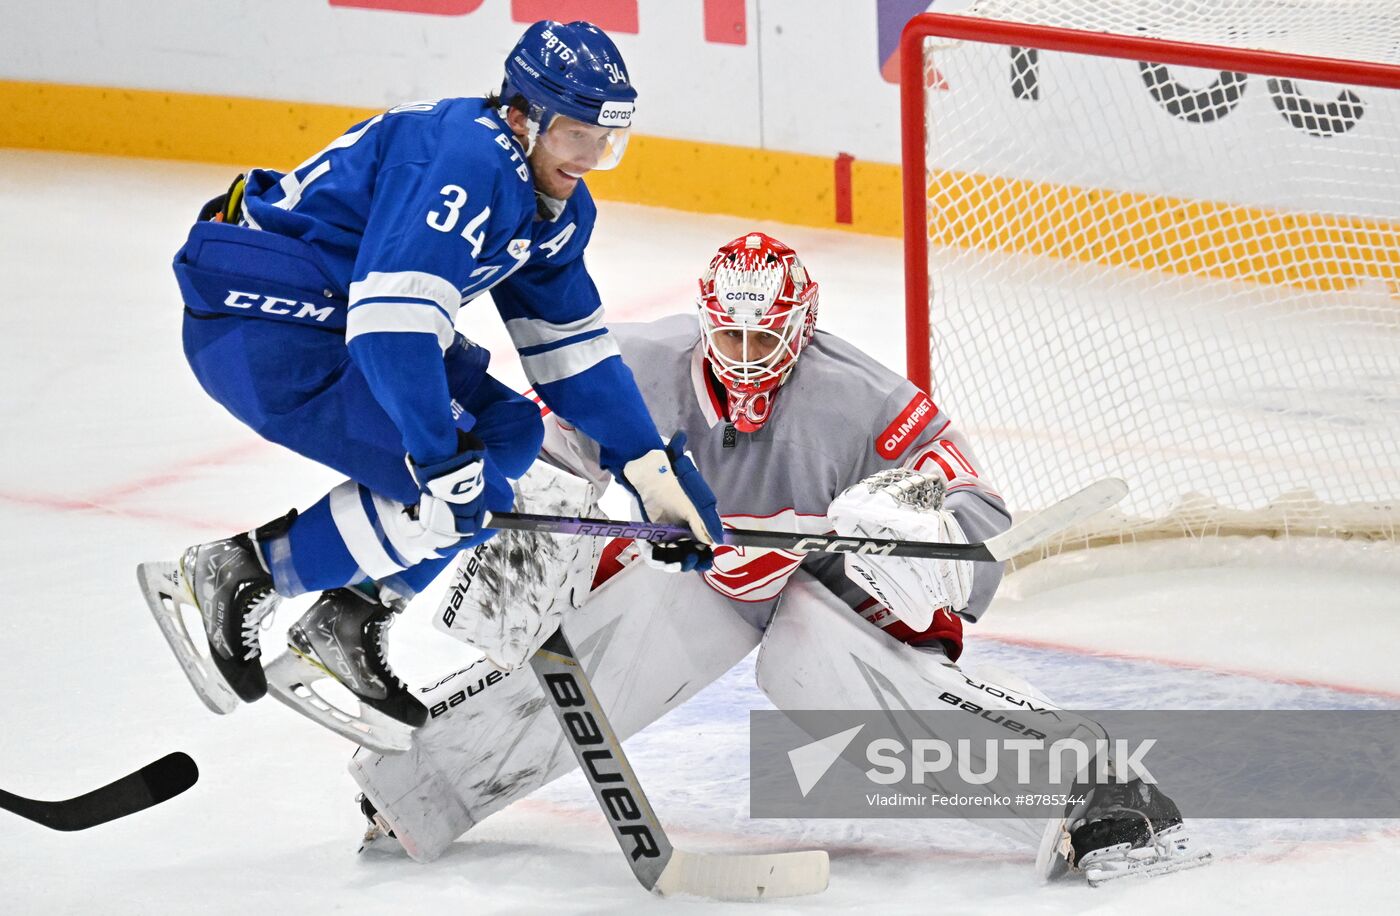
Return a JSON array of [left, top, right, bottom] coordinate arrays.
[[501, 20, 637, 170]]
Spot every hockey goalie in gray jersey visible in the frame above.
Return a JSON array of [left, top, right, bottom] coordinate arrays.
[[349, 232, 1209, 887]]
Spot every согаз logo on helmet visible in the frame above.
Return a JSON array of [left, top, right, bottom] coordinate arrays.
[[598, 103, 633, 127]]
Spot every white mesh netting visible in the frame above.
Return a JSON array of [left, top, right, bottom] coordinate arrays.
[[912, 3, 1400, 570]]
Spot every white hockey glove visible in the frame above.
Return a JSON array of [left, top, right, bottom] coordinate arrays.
[[827, 468, 974, 630], [407, 430, 489, 540], [620, 432, 724, 573], [435, 462, 599, 671]]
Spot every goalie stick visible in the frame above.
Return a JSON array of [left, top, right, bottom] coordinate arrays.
[[0, 751, 199, 831], [488, 477, 1127, 562], [529, 627, 829, 900]]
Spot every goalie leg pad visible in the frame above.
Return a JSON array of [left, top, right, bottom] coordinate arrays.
[[756, 572, 1101, 851], [350, 562, 763, 862]]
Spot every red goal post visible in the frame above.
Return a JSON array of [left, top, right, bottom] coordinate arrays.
[[898, 8, 1400, 576]]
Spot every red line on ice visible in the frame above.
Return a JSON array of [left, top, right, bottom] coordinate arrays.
[[84, 440, 271, 504]]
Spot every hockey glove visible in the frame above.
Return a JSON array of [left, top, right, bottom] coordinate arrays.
[[828, 468, 974, 626], [408, 430, 489, 540], [620, 431, 724, 573]]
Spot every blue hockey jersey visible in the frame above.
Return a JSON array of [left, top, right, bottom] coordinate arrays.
[[237, 97, 660, 470]]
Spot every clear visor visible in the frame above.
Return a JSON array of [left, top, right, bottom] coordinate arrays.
[[537, 114, 631, 172]]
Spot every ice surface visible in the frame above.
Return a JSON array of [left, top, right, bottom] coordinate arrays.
[[1, 150, 1396, 914]]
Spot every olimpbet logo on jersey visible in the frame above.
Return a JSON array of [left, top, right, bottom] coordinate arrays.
[[749, 709, 1400, 819]]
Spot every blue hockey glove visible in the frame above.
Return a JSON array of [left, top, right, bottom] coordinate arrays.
[[621, 431, 724, 573], [408, 430, 489, 540]]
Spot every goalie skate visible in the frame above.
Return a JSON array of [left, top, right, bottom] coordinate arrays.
[[354, 794, 401, 855], [1035, 780, 1213, 887], [136, 561, 240, 715], [1079, 823, 1212, 887]]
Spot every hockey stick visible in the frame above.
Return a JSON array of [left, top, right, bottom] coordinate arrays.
[[488, 477, 1127, 561], [530, 628, 829, 900], [0, 752, 199, 831]]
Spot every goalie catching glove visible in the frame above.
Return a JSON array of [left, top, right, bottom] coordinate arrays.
[[619, 431, 724, 572], [827, 468, 974, 626]]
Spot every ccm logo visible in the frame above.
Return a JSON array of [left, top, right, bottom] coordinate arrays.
[[792, 536, 896, 555], [224, 290, 336, 323]]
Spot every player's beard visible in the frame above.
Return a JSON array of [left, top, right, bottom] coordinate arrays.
[[528, 149, 584, 202]]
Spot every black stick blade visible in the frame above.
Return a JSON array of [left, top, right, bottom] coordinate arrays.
[[0, 751, 199, 831], [138, 751, 200, 806]]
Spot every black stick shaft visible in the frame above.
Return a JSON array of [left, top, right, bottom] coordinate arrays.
[[486, 511, 994, 561]]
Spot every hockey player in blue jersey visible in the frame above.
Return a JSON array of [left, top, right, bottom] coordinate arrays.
[[137, 20, 723, 749]]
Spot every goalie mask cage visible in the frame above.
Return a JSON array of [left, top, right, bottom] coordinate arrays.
[[900, 2, 1400, 575]]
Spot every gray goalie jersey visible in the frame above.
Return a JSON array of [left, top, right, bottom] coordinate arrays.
[[535, 313, 1011, 630]]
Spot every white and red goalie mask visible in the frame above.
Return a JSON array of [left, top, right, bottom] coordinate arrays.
[[696, 232, 819, 433]]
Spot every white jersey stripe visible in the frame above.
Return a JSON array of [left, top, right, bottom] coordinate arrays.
[[351, 270, 461, 322], [345, 301, 455, 350], [328, 481, 402, 579], [504, 305, 606, 349], [520, 333, 621, 386]]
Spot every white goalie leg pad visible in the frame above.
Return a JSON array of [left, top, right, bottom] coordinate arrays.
[[434, 461, 599, 670], [827, 469, 974, 631], [349, 562, 762, 863], [756, 571, 1109, 851], [136, 561, 240, 715]]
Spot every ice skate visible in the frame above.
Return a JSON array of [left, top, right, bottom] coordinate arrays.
[[1037, 778, 1212, 886], [265, 586, 426, 754], [137, 534, 282, 714], [355, 793, 402, 855]]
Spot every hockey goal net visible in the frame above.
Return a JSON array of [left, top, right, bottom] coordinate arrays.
[[901, 2, 1400, 578]]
